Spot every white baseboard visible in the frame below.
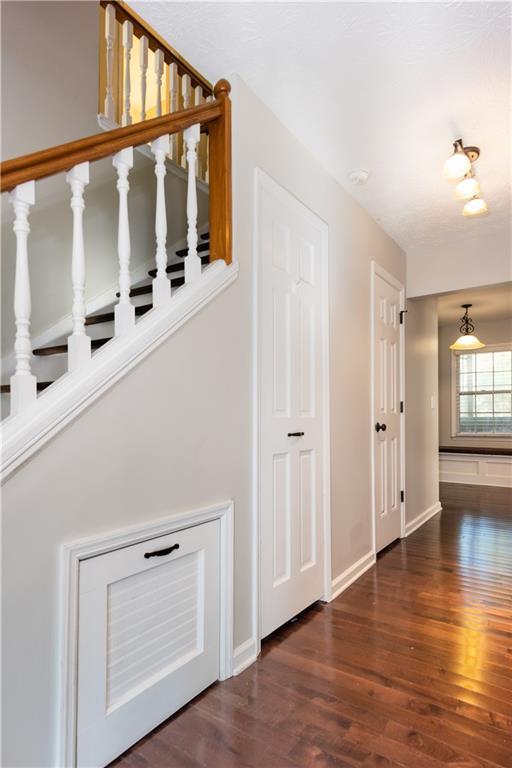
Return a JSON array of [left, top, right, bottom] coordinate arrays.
[[330, 550, 376, 601], [405, 501, 442, 537], [232, 637, 258, 676], [440, 453, 512, 488]]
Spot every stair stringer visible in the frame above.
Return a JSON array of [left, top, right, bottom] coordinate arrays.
[[1, 260, 238, 480]]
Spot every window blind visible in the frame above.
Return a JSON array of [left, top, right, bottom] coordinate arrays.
[[455, 347, 512, 435]]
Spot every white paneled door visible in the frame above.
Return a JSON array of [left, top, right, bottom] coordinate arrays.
[[372, 264, 404, 552], [257, 171, 329, 639]]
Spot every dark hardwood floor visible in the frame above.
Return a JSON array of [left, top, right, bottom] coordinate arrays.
[[111, 483, 512, 768]]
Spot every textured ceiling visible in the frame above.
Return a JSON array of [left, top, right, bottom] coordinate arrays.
[[437, 282, 512, 326], [132, 1, 511, 260]]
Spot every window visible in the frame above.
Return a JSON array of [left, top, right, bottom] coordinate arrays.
[[454, 346, 512, 435]]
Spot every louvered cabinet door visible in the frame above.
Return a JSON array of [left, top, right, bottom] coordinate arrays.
[[76, 520, 220, 768]]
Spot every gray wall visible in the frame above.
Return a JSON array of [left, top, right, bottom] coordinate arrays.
[[1, 75, 410, 766], [405, 297, 440, 525], [1, 1, 99, 159], [439, 317, 512, 450]]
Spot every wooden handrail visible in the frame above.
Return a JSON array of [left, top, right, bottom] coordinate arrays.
[[1, 101, 220, 192], [0, 80, 232, 264], [101, 0, 213, 97]]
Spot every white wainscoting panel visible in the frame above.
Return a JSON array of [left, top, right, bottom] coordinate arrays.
[[440, 453, 512, 487]]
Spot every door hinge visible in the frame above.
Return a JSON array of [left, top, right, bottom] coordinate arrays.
[[400, 400, 404, 413], [400, 490, 405, 503], [399, 310, 408, 324]]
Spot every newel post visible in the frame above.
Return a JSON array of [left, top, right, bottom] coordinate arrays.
[[208, 79, 232, 265]]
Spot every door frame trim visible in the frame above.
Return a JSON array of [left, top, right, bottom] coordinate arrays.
[[58, 500, 234, 767], [253, 168, 332, 655], [370, 261, 406, 552]]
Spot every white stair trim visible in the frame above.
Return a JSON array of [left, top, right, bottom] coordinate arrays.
[[1, 260, 238, 480]]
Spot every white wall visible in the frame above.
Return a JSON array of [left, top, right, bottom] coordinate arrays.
[[405, 297, 440, 527], [1, 75, 407, 767], [407, 229, 512, 298], [439, 317, 512, 450]]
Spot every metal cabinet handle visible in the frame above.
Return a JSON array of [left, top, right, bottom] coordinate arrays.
[[144, 543, 180, 559], [287, 432, 305, 437], [375, 423, 387, 433]]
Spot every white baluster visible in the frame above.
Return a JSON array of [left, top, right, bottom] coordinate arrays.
[[184, 124, 201, 283], [66, 162, 91, 372], [181, 74, 192, 168], [121, 20, 133, 126], [139, 35, 148, 122], [151, 134, 171, 306], [155, 49, 164, 117], [169, 62, 179, 161], [104, 4, 116, 121], [8, 181, 36, 415], [113, 147, 135, 335]]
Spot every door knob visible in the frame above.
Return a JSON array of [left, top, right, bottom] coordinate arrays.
[[375, 422, 387, 432], [287, 432, 305, 437]]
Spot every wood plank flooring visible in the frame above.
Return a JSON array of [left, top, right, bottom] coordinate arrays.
[[111, 483, 512, 768]]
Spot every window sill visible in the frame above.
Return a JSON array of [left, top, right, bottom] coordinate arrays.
[[453, 433, 512, 439]]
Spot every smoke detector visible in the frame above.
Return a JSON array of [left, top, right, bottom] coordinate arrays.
[[349, 169, 370, 186]]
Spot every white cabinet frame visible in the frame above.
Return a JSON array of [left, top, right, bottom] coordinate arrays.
[[58, 500, 233, 767]]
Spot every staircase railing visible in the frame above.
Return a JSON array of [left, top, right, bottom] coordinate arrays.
[[99, 1, 213, 181], [0, 79, 231, 417]]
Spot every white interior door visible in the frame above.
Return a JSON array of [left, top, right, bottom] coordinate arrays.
[[372, 265, 403, 552], [76, 521, 220, 768], [258, 172, 328, 639]]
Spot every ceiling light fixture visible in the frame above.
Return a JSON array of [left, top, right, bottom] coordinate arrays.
[[455, 175, 480, 201], [443, 140, 473, 181], [462, 196, 488, 217], [449, 304, 486, 350], [443, 138, 488, 217]]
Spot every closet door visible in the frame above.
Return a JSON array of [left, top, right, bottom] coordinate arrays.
[[77, 520, 220, 768]]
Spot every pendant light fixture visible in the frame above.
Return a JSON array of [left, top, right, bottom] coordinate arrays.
[[449, 304, 486, 350], [443, 139, 488, 217]]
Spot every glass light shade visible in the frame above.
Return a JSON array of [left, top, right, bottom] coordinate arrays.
[[462, 197, 488, 217], [443, 151, 471, 181], [450, 334, 486, 350], [455, 176, 480, 200]]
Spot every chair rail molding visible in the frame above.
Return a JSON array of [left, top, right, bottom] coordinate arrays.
[[59, 499, 234, 767]]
